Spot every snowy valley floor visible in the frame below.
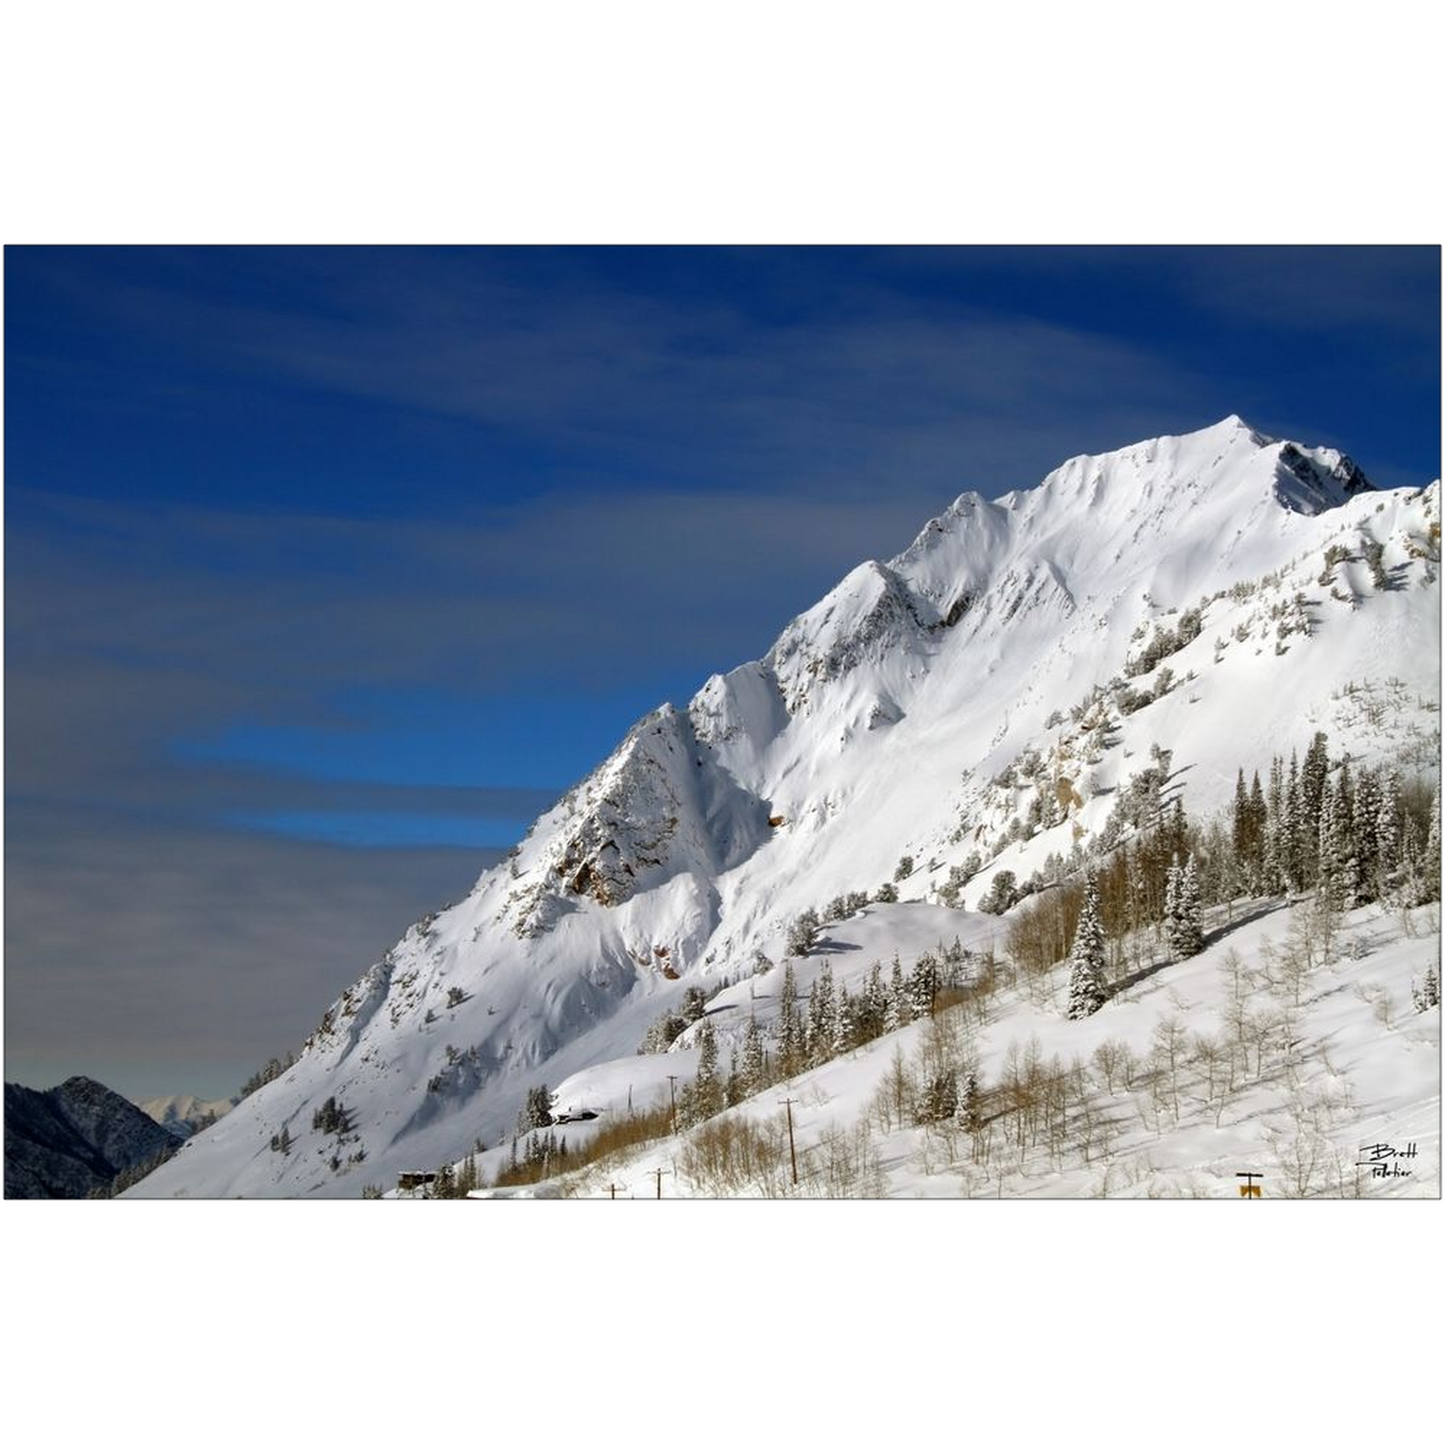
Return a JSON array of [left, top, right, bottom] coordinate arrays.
[[453, 897, 1440, 1200]]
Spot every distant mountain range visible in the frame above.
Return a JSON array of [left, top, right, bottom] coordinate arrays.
[[135, 1093, 236, 1138]]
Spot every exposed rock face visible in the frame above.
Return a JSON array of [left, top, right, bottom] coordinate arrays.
[[510, 704, 773, 926], [5, 1075, 179, 1198]]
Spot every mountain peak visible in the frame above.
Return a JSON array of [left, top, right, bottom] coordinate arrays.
[[1209, 412, 1264, 441], [124, 417, 1438, 1199]]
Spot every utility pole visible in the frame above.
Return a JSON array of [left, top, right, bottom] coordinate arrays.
[[607, 1181, 620, 1200], [652, 1166, 670, 1199], [666, 1074, 680, 1133], [782, 1097, 799, 1186]]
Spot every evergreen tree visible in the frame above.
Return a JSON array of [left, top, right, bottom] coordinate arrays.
[[1066, 876, 1108, 1019], [1427, 786, 1442, 903], [740, 1014, 766, 1096], [1232, 769, 1251, 884], [786, 908, 821, 957], [1413, 962, 1441, 1013], [1318, 772, 1357, 912], [1354, 765, 1382, 901], [312, 1096, 350, 1135], [957, 1070, 981, 1132], [1248, 772, 1267, 884], [678, 1019, 723, 1128], [908, 951, 940, 1020], [1168, 855, 1203, 957], [516, 1084, 553, 1133], [833, 984, 857, 1056], [885, 956, 913, 1031], [863, 962, 888, 1042], [1317, 774, 1340, 910], [1284, 751, 1303, 891], [724, 1049, 744, 1108], [777, 962, 803, 1076], [1338, 757, 1361, 908], [1399, 820, 1424, 905], [806, 962, 837, 1066], [1301, 731, 1331, 884], [1163, 855, 1181, 946], [1377, 768, 1402, 891], [1262, 756, 1286, 895], [916, 1067, 958, 1125], [694, 1019, 721, 1117]]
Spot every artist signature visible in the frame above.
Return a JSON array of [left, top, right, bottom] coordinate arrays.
[[1355, 1142, 1417, 1178]]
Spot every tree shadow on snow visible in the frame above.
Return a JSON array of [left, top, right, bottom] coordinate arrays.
[[1105, 896, 1290, 1002]]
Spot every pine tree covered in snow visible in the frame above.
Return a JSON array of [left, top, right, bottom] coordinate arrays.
[[786, 908, 821, 957], [1166, 855, 1204, 958], [1301, 731, 1330, 885], [1414, 963, 1441, 1013], [1318, 773, 1356, 912], [908, 951, 940, 1020], [516, 1085, 553, 1132], [1262, 756, 1286, 895], [777, 961, 803, 1076], [1283, 752, 1303, 891], [863, 963, 888, 1038], [1354, 765, 1382, 900], [885, 956, 913, 1031], [807, 962, 837, 1066], [957, 1070, 981, 1132], [915, 1067, 958, 1124], [680, 1019, 723, 1127], [1066, 876, 1108, 1019], [833, 984, 857, 1056], [1426, 786, 1441, 903], [1377, 768, 1402, 891], [740, 1014, 766, 1096]]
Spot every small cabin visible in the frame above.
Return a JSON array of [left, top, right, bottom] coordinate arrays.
[[398, 1170, 438, 1193]]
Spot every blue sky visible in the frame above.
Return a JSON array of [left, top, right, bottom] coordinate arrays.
[[5, 244, 1439, 1095]]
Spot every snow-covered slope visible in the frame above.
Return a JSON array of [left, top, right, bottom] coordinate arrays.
[[130, 417, 1440, 1197], [487, 897, 1440, 1199]]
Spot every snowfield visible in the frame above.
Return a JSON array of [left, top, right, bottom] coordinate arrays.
[[127, 416, 1440, 1198]]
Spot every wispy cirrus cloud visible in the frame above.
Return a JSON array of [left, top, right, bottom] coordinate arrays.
[[6, 244, 1436, 1098]]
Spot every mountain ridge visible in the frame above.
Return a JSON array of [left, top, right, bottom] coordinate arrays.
[[6, 1075, 179, 1198], [127, 417, 1440, 1197]]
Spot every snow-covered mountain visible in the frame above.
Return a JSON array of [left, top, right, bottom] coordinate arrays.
[[135, 1094, 236, 1138], [130, 416, 1440, 1197]]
